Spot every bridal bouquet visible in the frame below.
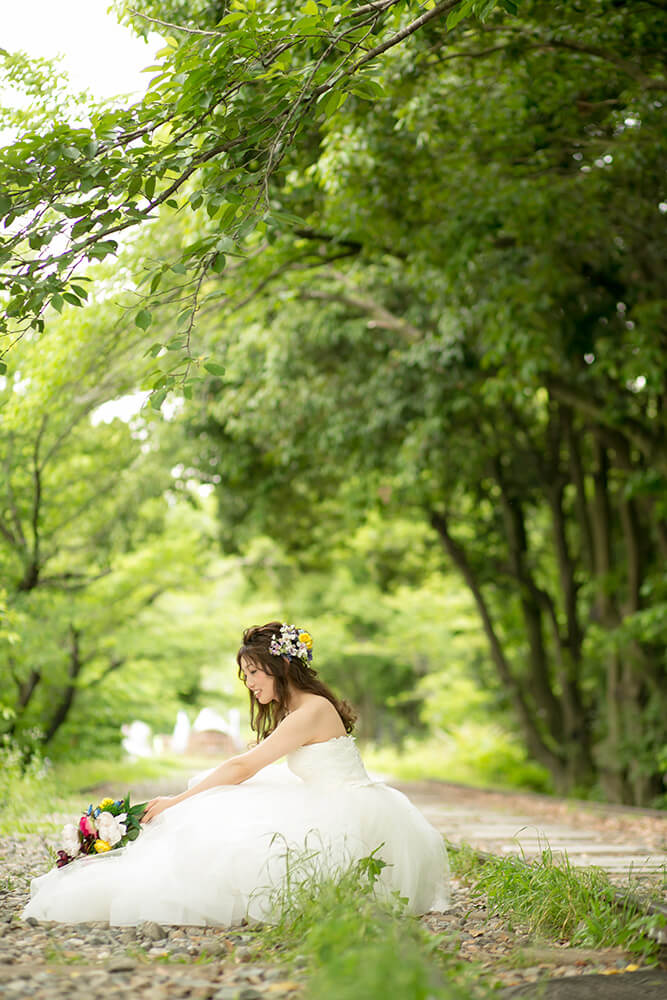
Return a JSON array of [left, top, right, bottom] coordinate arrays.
[[56, 795, 147, 868]]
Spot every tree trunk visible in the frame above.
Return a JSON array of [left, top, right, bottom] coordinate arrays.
[[429, 509, 566, 784], [492, 462, 565, 747], [42, 625, 84, 745], [6, 664, 42, 737], [589, 434, 630, 801]]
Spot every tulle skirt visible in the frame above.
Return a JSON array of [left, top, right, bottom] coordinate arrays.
[[23, 766, 449, 926]]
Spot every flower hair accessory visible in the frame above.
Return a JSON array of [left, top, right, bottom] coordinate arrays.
[[270, 623, 313, 664]]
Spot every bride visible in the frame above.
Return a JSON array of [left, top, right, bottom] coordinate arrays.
[[23, 622, 450, 926]]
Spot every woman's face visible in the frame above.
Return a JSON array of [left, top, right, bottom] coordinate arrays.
[[240, 659, 276, 704]]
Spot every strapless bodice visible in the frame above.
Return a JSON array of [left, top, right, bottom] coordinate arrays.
[[287, 735, 372, 786]]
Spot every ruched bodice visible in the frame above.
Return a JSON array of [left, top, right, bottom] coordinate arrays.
[[287, 735, 372, 785]]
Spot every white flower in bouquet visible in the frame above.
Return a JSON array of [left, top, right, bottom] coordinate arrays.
[[62, 823, 80, 857], [97, 811, 126, 847]]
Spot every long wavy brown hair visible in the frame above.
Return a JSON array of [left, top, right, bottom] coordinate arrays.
[[237, 621, 356, 741]]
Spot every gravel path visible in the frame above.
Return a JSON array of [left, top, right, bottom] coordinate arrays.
[[1, 776, 665, 999], [0, 833, 651, 999], [389, 777, 667, 883]]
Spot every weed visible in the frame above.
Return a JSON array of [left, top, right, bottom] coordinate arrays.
[[251, 840, 490, 1000], [451, 840, 665, 962]]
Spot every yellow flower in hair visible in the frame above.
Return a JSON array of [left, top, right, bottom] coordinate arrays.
[[93, 839, 111, 853], [298, 631, 313, 650], [97, 797, 115, 811]]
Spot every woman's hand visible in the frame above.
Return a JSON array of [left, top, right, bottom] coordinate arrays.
[[141, 796, 177, 824]]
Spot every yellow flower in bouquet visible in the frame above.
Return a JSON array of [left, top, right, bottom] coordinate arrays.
[[93, 839, 111, 853], [97, 797, 115, 811], [298, 631, 313, 650]]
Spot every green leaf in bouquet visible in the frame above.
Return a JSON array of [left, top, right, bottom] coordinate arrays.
[[127, 801, 148, 818]]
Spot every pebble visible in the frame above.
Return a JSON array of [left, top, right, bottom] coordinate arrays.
[[214, 988, 263, 1000], [108, 956, 137, 972], [140, 920, 168, 941]]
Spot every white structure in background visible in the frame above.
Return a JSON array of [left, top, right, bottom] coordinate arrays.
[[193, 707, 242, 750], [123, 708, 244, 757], [121, 720, 153, 758], [171, 710, 191, 753]]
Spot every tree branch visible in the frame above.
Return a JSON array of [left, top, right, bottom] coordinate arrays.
[[299, 272, 424, 341], [546, 375, 665, 468]]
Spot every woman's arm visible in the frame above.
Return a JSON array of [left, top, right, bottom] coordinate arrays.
[[141, 702, 329, 823]]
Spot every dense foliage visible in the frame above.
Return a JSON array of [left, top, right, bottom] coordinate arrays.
[[1, 0, 665, 803]]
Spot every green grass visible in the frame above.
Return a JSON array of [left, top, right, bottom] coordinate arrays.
[[247, 842, 490, 1000], [450, 841, 666, 963]]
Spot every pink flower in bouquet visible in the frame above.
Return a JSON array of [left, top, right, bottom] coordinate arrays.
[[79, 814, 96, 837]]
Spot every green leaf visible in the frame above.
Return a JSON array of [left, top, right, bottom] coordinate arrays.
[[87, 240, 118, 260], [220, 11, 245, 24], [447, 0, 474, 30], [145, 176, 156, 200], [50, 294, 64, 313], [203, 361, 226, 375], [62, 292, 83, 307], [176, 307, 192, 329], [347, 78, 385, 101], [127, 174, 142, 199], [303, 0, 319, 14], [0, 360, 7, 375], [135, 309, 152, 330], [265, 209, 304, 229], [150, 389, 167, 410], [318, 89, 346, 117], [211, 253, 226, 273]]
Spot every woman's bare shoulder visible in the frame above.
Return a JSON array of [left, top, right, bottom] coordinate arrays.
[[295, 694, 346, 737], [298, 693, 340, 715]]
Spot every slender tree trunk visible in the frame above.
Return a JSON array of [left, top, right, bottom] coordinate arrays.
[[492, 462, 565, 748], [6, 664, 42, 737], [543, 404, 594, 789], [429, 510, 566, 784], [589, 434, 629, 801], [563, 408, 595, 575], [42, 625, 84, 745]]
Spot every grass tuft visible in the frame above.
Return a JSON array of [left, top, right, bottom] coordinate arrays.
[[450, 840, 665, 962], [251, 840, 489, 1000]]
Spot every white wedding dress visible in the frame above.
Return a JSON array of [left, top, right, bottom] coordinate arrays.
[[22, 736, 450, 926]]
